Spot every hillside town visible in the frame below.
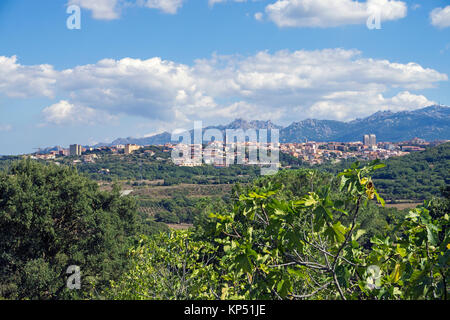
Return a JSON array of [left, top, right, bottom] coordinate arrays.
[[278, 136, 447, 165], [27, 135, 449, 167]]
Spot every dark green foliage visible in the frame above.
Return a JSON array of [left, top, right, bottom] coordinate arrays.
[[252, 169, 333, 198], [372, 143, 449, 200], [143, 196, 215, 224], [0, 160, 141, 299], [317, 142, 450, 200]]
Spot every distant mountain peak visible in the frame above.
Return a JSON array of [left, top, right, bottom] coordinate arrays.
[[218, 118, 282, 130], [89, 105, 450, 147]]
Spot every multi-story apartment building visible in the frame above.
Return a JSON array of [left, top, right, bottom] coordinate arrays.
[[69, 144, 82, 156]]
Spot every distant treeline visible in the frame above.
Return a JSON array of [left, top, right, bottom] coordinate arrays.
[[316, 142, 449, 201]]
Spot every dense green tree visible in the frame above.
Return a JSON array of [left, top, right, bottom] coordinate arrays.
[[0, 160, 140, 299]]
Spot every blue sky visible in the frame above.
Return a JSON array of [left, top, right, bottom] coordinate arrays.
[[0, 0, 449, 155]]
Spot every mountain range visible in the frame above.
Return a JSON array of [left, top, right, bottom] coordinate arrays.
[[101, 105, 449, 146]]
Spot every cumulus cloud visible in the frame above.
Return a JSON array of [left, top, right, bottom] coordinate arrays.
[[67, 0, 185, 20], [0, 56, 56, 98], [308, 91, 435, 120], [430, 6, 450, 29], [41, 100, 117, 126], [0, 50, 446, 126], [192, 49, 445, 120], [265, 0, 407, 28], [193, 49, 445, 98], [57, 57, 216, 122]]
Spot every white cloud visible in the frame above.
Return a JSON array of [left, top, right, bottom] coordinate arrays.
[[192, 49, 445, 121], [0, 50, 447, 126], [140, 0, 185, 14], [430, 6, 450, 29], [68, 0, 120, 20], [41, 100, 117, 126], [0, 56, 56, 98], [265, 0, 407, 28], [388, 91, 434, 110], [67, 0, 185, 20], [57, 57, 216, 122], [308, 91, 435, 120], [194, 49, 445, 97]]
